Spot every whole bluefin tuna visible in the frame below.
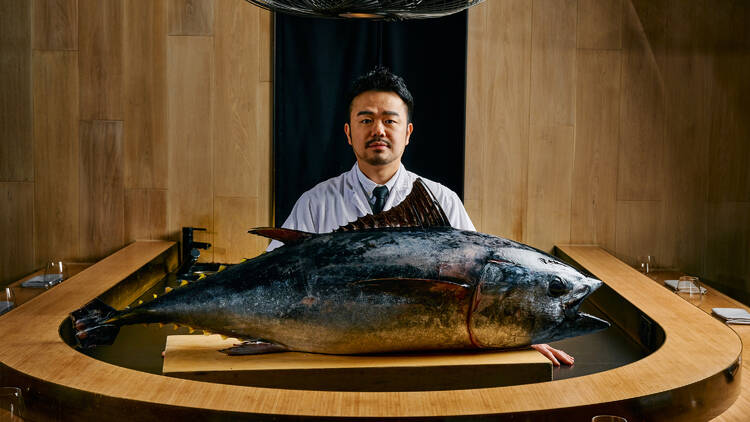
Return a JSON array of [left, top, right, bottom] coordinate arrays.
[[72, 180, 609, 355]]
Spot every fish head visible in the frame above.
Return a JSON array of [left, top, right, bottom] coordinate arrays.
[[469, 253, 610, 349]]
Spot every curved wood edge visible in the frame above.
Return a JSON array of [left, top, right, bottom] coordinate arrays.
[[0, 242, 742, 420]]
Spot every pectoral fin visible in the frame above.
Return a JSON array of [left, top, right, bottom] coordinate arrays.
[[219, 340, 288, 355]]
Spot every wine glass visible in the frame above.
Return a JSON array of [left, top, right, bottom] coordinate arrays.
[[0, 288, 14, 316], [636, 255, 653, 274], [675, 276, 704, 306], [592, 416, 627, 422], [0, 387, 25, 421], [43, 260, 67, 288]]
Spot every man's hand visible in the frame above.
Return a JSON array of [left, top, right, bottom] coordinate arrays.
[[531, 343, 574, 366]]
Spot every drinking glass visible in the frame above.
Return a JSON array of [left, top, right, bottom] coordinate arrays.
[[0, 387, 24, 422], [0, 288, 14, 316], [675, 276, 704, 306], [43, 260, 66, 288], [636, 255, 653, 274], [592, 416, 627, 422]]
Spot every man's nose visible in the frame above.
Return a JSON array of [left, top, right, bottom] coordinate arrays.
[[371, 121, 386, 137]]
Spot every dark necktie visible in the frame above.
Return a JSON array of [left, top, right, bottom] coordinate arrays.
[[372, 185, 389, 214]]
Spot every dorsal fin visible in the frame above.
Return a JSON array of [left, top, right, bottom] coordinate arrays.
[[248, 227, 314, 246], [335, 178, 450, 232]]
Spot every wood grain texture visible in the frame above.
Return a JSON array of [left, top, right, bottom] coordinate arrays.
[[526, 126, 574, 252], [259, 8, 273, 82], [213, 0, 261, 198], [0, 0, 32, 182], [616, 0, 667, 201], [0, 243, 740, 420], [123, 0, 168, 190], [168, 0, 214, 35], [0, 183, 34, 285], [577, 0, 622, 50], [704, 202, 750, 302], [79, 120, 125, 261], [465, 0, 531, 240], [79, 0, 124, 120], [615, 200, 664, 267], [33, 51, 79, 265], [32, 0, 77, 50], [256, 81, 273, 226], [570, 49, 621, 252], [125, 188, 167, 242], [213, 196, 268, 262], [529, 0, 577, 127], [167, 35, 214, 261]]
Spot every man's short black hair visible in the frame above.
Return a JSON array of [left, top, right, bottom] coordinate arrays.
[[346, 66, 414, 123]]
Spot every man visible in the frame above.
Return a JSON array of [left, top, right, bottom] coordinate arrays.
[[269, 67, 573, 366]]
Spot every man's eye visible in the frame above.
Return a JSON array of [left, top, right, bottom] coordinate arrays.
[[385, 120, 396, 124], [360, 119, 372, 124]]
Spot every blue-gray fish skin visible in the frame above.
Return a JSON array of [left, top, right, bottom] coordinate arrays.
[[73, 226, 609, 355]]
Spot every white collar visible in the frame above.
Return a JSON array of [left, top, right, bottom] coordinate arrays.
[[354, 163, 404, 198]]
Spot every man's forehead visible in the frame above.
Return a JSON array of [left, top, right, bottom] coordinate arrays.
[[351, 91, 407, 114]]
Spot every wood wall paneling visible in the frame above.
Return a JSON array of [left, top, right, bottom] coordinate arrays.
[[577, 0, 622, 50], [617, 1, 667, 202], [79, 120, 125, 261], [526, 126, 575, 252], [213, 0, 260, 198], [615, 200, 664, 268], [257, 81, 273, 227], [463, 2, 488, 229], [168, 0, 214, 36], [466, 0, 532, 240], [32, 0, 77, 51], [123, 0, 168, 190], [259, 9, 273, 82], [529, 0, 577, 127], [167, 36, 214, 262], [214, 196, 267, 263], [0, 0, 32, 182], [33, 51, 80, 265], [705, 202, 750, 304], [79, 0, 124, 120], [125, 188, 167, 242], [0, 183, 34, 285], [570, 49, 621, 252]]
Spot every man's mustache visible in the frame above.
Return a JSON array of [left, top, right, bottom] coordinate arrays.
[[366, 138, 391, 148]]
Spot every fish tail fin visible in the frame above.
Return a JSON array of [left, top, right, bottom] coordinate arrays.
[[70, 299, 121, 348]]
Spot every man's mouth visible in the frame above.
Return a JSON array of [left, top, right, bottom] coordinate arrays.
[[366, 138, 391, 150]]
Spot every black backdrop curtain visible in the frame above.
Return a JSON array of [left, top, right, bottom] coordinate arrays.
[[273, 12, 467, 225]]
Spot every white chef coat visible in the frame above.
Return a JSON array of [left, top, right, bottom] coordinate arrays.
[[266, 163, 475, 251]]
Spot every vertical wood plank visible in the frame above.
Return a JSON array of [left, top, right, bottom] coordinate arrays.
[[466, 0, 532, 241], [570, 49, 620, 252], [213, 0, 260, 198], [214, 196, 267, 263], [168, 0, 214, 36], [615, 200, 664, 267], [167, 35, 214, 261], [577, 0, 622, 50], [33, 51, 79, 264], [464, 3, 488, 230], [0, 0, 33, 182], [79, 0, 123, 120], [526, 126, 575, 252], [257, 81, 273, 227], [258, 8, 273, 82], [0, 183, 35, 285], [32, 0, 77, 50], [79, 120, 125, 261], [704, 202, 750, 302], [125, 188, 167, 241], [123, 0, 168, 189], [529, 0, 577, 127], [616, 0, 666, 201]]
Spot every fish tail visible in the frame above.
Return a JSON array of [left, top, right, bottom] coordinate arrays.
[[70, 299, 121, 348]]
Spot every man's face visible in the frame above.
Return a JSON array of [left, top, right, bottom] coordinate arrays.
[[344, 90, 413, 168]]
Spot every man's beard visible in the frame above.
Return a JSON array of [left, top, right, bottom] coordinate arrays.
[[363, 137, 395, 166]]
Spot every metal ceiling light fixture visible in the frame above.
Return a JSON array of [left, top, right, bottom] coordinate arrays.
[[245, 0, 485, 20]]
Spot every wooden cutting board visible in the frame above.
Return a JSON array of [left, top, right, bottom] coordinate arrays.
[[163, 334, 552, 392]]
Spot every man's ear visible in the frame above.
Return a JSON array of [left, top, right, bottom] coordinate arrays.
[[344, 123, 352, 145], [405, 122, 413, 146]]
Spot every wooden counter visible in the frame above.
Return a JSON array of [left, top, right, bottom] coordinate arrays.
[[0, 242, 742, 420]]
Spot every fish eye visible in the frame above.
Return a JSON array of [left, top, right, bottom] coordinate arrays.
[[548, 276, 568, 297]]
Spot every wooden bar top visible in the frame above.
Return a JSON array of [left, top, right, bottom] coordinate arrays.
[[0, 242, 743, 420]]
